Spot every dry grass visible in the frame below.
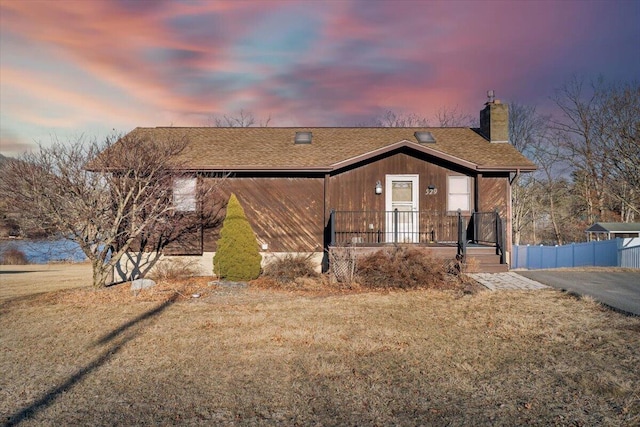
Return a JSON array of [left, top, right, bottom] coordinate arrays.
[[1, 274, 639, 426], [0, 262, 92, 301]]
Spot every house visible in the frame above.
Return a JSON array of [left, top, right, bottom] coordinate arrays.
[[586, 222, 640, 241], [115, 98, 536, 276]]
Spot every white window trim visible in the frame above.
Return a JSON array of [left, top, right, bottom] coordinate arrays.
[[385, 174, 419, 243], [385, 174, 419, 213], [447, 175, 471, 212]]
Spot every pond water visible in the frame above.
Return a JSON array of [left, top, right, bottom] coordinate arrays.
[[0, 239, 86, 264]]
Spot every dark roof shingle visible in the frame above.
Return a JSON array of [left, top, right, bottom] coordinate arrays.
[[123, 127, 537, 172]]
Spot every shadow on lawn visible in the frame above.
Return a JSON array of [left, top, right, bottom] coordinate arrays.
[[3, 294, 178, 427], [0, 270, 39, 275]]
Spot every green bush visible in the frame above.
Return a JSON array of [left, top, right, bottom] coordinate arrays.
[[213, 194, 262, 281]]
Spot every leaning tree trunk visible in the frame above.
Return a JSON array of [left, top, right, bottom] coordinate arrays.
[[91, 259, 113, 288], [548, 195, 564, 246]]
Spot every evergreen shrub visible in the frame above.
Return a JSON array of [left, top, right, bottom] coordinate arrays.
[[213, 193, 262, 281]]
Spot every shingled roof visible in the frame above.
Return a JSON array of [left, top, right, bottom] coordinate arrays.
[[122, 126, 536, 173]]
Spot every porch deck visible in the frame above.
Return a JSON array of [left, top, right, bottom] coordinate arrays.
[[328, 209, 507, 271]]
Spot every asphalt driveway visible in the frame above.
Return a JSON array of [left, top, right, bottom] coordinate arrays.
[[516, 270, 640, 316]]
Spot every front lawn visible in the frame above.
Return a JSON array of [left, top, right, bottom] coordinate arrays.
[[1, 280, 639, 425]]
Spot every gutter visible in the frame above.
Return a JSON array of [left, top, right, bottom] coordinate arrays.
[[510, 169, 521, 185], [477, 166, 536, 173]]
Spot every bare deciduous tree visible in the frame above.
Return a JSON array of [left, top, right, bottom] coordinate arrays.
[[435, 105, 477, 127], [0, 133, 223, 287], [508, 102, 551, 244], [370, 110, 430, 127], [531, 135, 576, 245], [599, 82, 640, 220], [210, 109, 271, 127], [553, 77, 639, 223], [553, 77, 607, 224]]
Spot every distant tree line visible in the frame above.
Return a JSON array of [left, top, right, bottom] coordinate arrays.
[[511, 77, 639, 245]]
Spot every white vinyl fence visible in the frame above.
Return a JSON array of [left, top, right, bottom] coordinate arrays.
[[619, 238, 640, 268], [512, 238, 640, 270]]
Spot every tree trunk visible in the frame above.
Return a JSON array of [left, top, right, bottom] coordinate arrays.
[[548, 195, 564, 245], [91, 259, 112, 288]]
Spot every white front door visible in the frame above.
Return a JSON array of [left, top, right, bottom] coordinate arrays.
[[385, 175, 419, 243]]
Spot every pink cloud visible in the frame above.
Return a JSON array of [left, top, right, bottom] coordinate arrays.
[[0, 1, 252, 120], [0, 0, 637, 145], [1, 67, 152, 127]]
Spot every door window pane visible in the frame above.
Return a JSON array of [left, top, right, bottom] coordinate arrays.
[[392, 181, 413, 202]]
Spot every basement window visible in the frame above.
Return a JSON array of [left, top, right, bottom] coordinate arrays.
[[294, 131, 312, 144], [414, 131, 436, 144], [173, 177, 197, 212]]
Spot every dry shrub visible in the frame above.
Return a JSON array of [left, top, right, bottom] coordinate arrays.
[[328, 246, 357, 286], [262, 253, 319, 285], [0, 247, 29, 265], [356, 246, 453, 289], [149, 258, 202, 281]]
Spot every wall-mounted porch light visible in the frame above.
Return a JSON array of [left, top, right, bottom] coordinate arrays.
[[426, 184, 437, 195], [375, 180, 383, 195]]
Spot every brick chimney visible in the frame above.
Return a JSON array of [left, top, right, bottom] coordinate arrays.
[[480, 91, 509, 143]]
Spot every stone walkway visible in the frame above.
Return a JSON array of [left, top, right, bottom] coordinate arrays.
[[468, 272, 550, 291]]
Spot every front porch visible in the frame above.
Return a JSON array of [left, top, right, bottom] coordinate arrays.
[[328, 209, 507, 271]]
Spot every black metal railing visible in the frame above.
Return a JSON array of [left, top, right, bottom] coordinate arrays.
[[329, 209, 505, 261], [330, 210, 472, 245]]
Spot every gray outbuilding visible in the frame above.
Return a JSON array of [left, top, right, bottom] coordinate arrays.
[[586, 222, 640, 241]]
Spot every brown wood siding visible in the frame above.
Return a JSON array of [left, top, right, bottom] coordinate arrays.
[[477, 174, 508, 215], [328, 151, 475, 213], [203, 177, 324, 252], [163, 227, 203, 255], [477, 173, 511, 254]]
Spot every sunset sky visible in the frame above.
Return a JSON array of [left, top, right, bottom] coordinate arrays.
[[1, 0, 638, 156]]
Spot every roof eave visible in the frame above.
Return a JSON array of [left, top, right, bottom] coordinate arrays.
[[329, 140, 479, 171], [476, 165, 537, 173], [177, 166, 332, 173], [86, 165, 332, 173]]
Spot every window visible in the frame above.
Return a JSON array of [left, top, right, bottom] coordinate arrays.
[[173, 177, 197, 212], [448, 175, 470, 212], [294, 131, 312, 144]]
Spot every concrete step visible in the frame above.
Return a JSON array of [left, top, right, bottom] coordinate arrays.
[[474, 263, 509, 273], [466, 248, 507, 273], [467, 253, 501, 262], [466, 246, 499, 254]]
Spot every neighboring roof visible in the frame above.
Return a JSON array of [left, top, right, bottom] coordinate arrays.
[[120, 127, 537, 173], [586, 222, 640, 233]]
